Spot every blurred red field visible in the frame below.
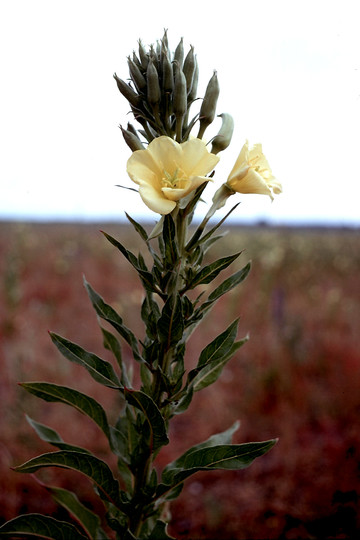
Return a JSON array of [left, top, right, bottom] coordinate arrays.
[[1, 221, 359, 539]]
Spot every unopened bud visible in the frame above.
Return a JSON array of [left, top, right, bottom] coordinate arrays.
[[162, 52, 173, 93], [128, 57, 147, 93], [211, 113, 234, 154], [138, 40, 149, 70], [183, 45, 196, 95], [188, 56, 199, 103], [120, 125, 144, 152], [147, 59, 161, 106], [113, 73, 142, 108], [174, 37, 184, 67], [198, 71, 220, 139], [173, 64, 187, 117]]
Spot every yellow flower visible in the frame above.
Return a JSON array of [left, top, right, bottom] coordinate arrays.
[[227, 140, 282, 200], [126, 136, 220, 214]]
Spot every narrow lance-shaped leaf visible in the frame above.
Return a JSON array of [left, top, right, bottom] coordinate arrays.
[[162, 214, 179, 266], [124, 389, 169, 453], [200, 261, 251, 313], [49, 332, 122, 389], [0, 514, 88, 539], [101, 327, 132, 387], [186, 251, 242, 290], [44, 485, 109, 540], [83, 278, 143, 363], [13, 451, 126, 510], [157, 439, 277, 498], [157, 294, 184, 349], [21, 383, 112, 441], [197, 318, 240, 368], [192, 337, 248, 392], [25, 415, 92, 454], [100, 231, 157, 294]]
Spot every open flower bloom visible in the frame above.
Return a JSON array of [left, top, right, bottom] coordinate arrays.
[[227, 140, 282, 200], [126, 136, 220, 214]]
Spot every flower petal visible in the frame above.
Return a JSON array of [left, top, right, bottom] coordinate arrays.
[[127, 148, 162, 188], [138, 181, 177, 214], [227, 141, 249, 181], [231, 168, 274, 199], [180, 138, 220, 176]]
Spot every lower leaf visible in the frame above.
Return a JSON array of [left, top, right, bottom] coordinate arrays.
[[0, 514, 87, 539]]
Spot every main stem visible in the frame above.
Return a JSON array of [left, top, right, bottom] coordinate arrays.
[[129, 209, 188, 537]]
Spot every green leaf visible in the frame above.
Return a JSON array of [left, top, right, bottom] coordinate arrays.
[[125, 212, 148, 242], [124, 389, 169, 453], [162, 214, 178, 266], [100, 232, 156, 294], [158, 439, 277, 496], [201, 261, 251, 312], [49, 333, 122, 389], [192, 338, 248, 392], [83, 278, 143, 363], [14, 451, 126, 510], [21, 383, 111, 441], [197, 318, 240, 368], [157, 294, 184, 349], [146, 520, 175, 540], [25, 415, 91, 454], [0, 514, 88, 539], [101, 327, 131, 387], [46, 486, 109, 540], [186, 252, 242, 289]]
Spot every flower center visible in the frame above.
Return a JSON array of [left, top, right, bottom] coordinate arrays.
[[161, 168, 187, 189]]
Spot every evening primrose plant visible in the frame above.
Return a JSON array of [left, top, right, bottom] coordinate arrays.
[[0, 31, 282, 540]]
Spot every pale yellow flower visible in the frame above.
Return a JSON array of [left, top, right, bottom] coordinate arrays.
[[126, 136, 220, 214], [227, 140, 282, 200]]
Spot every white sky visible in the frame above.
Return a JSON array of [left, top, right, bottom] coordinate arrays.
[[1, 0, 359, 225]]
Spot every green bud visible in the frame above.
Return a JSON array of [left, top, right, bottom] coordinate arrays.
[[173, 64, 187, 117], [147, 59, 161, 106], [128, 57, 147, 93], [198, 70, 220, 139], [183, 45, 196, 95], [162, 52, 173, 93], [162, 28, 169, 50], [120, 125, 144, 152], [188, 55, 199, 103], [174, 37, 184, 67], [211, 113, 234, 154], [138, 39, 149, 70], [113, 73, 142, 108]]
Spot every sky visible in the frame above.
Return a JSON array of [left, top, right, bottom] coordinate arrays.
[[1, 0, 359, 226]]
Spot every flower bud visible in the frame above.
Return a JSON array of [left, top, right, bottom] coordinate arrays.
[[188, 55, 199, 103], [173, 64, 187, 117], [147, 58, 161, 107], [120, 125, 144, 152], [138, 40, 149, 70], [113, 73, 142, 108], [174, 37, 184, 68], [198, 71, 220, 139], [128, 57, 147, 93], [183, 45, 196, 95], [211, 113, 234, 154], [162, 52, 173, 93]]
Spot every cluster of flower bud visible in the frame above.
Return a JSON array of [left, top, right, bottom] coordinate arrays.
[[114, 30, 233, 153]]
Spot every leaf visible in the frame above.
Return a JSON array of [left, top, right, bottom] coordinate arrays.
[[197, 318, 240, 368], [192, 338, 248, 392], [25, 415, 91, 454], [101, 327, 131, 387], [100, 232, 156, 293], [158, 439, 277, 496], [125, 212, 148, 242], [146, 520, 175, 540], [14, 451, 126, 510], [83, 279, 143, 363], [186, 252, 242, 290], [157, 294, 184, 349], [201, 261, 251, 312], [124, 389, 169, 453], [49, 333, 122, 389], [0, 514, 88, 539], [22, 383, 111, 441], [162, 214, 178, 266]]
